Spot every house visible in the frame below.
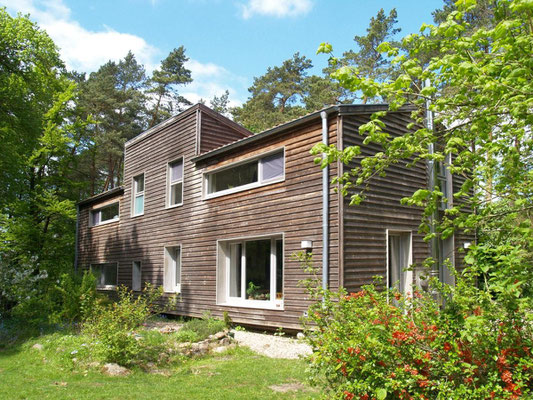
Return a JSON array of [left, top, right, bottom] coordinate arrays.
[[76, 103, 470, 330]]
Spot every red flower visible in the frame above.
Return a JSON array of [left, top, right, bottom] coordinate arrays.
[[418, 379, 429, 388], [343, 391, 354, 400], [360, 394, 369, 400], [377, 360, 386, 367], [501, 370, 513, 384], [359, 354, 366, 361], [473, 306, 482, 316], [443, 342, 452, 352]]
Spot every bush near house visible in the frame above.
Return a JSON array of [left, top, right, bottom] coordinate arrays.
[[302, 260, 532, 400]]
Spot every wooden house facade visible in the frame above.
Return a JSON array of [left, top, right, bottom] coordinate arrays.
[[76, 104, 470, 330]]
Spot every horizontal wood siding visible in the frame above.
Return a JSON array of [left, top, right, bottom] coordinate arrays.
[[78, 111, 339, 330], [199, 111, 251, 154], [341, 112, 430, 292]]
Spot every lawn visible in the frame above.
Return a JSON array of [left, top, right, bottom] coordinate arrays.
[[0, 327, 318, 400]]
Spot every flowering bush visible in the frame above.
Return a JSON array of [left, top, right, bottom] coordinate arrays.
[[301, 254, 532, 399]]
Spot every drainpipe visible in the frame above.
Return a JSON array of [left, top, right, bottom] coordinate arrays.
[[425, 79, 440, 281], [320, 111, 329, 292], [74, 203, 79, 274]]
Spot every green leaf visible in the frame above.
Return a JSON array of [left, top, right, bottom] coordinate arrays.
[[376, 388, 387, 400]]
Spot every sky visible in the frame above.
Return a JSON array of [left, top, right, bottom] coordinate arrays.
[[2, 0, 445, 106]]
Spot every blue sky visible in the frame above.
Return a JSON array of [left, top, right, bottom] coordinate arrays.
[[3, 0, 445, 106]]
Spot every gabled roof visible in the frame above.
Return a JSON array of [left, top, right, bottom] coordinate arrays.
[[190, 103, 406, 163], [125, 103, 252, 148]]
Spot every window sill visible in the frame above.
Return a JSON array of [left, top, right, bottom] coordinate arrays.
[[165, 203, 183, 210], [204, 177, 284, 200], [218, 300, 284, 311], [97, 285, 117, 291], [90, 219, 119, 228], [131, 213, 144, 218]]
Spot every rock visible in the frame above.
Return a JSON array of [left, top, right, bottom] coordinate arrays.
[[213, 346, 227, 354], [32, 344, 44, 351], [220, 337, 231, 346], [296, 332, 305, 340], [102, 363, 130, 376], [214, 331, 226, 340], [159, 325, 179, 334]]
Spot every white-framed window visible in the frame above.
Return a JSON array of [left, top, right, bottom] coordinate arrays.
[[90, 202, 119, 226], [167, 158, 184, 207], [164, 245, 181, 293], [438, 153, 452, 210], [132, 174, 145, 216], [205, 149, 284, 198], [91, 262, 118, 289], [217, 235, 283, 310], [132, 261, 142, 291], [386, 230, 412, 296], [439, 236, 455, 286]]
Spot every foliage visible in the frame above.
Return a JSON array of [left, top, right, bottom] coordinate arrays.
[[146, 46, 193, 127], [0, 10, 86, 315], [9, 270, 98, 326], [82, 284, 163, 366], [301, 254, 532, 399], [178, 312, 226, 342], [314, 0, 532, 273], [232, 53, 342, 132], [340, 8, 401, 102]]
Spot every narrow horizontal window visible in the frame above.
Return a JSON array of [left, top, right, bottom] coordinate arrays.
[[168, 159, 184, 207], [91, 262, 118, 288], [90, 203, 119, 226], [206, 150, 284, 197]]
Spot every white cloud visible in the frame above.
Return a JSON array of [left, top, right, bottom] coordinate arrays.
[[240, 0, 313, 19], [1, 0, 248, 107], [1, 0, 159, 73]]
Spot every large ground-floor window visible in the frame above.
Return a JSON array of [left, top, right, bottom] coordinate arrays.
[[217, 235, 283, 309], [387, 230, 412, 296], [91, 262, 118, 289]]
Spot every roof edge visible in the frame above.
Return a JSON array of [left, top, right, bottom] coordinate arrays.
[[77, 186, 124, 207], [191, 105, 339, 163]]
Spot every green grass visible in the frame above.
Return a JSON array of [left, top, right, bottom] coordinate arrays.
[[0, 326, 318, 400]]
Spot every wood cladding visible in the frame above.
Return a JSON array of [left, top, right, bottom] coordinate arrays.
[[77, 105, 472, 329], [78, 109, 339, 330]]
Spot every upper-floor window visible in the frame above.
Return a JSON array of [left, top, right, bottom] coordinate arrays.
[[168, 159, 184, 207], [205, 150, 284, 198], [133, 174, 144, 216], [90, 202, 119, 226]]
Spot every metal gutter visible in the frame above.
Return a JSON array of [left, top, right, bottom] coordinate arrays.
[[74, 204, 79, 274], [320, 110, 329, 292]]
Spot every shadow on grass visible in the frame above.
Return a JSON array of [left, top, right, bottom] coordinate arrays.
[[0, 317, 76, 356]]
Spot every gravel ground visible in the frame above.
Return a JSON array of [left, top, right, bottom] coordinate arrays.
[[231, 330, 312, 359]]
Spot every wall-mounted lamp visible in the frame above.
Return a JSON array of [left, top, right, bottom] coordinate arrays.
[[301, 240, 313, 252]]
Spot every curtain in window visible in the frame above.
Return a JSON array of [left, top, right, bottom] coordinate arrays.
[[170, 160, 183, 182], [262, 152, 284, 181]]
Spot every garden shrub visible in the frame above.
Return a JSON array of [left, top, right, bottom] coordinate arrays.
[[83, 284, 163, 366], [301, 253, 532, 400], [179, 312, 226, 341]]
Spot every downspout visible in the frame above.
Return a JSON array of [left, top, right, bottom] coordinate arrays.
[[425, 79, 440, 281], [74, 203, 79, 274], [320, 111, 329, 292]]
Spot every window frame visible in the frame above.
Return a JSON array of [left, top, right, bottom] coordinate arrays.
[[216, 233, 284, 310], [90, 202, 120, 227], [163, 245, 182, 293], [90, 262, 118, 290], [166, 157, 184, 208], [203, 148, 285, 200], [386, 230, 413, 297], [132, 260, 142, 292], [132, 173, 145, 217]]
